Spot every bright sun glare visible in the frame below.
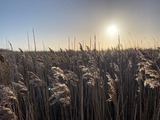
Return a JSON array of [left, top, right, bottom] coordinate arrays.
[[107, 25, 118, 35]]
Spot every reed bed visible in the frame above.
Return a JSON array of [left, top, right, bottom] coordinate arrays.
[[0, 47, 160, 120]]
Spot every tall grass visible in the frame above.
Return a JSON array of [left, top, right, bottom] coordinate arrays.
[[0, 46, 160, 120]]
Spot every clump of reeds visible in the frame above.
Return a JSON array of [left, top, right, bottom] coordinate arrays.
[[106, 72, 117, 104], [51, 67, 67, 83], [0, 54, 11, 85], [0, 106, 18, 120], [49, 67, 71, 106], [106, 72, 119, 119], [0, 85, 18, 107], [28, 71, 46, 87], [0, 85, 18, 120], [135, 49, 160, 120], [49, 83, 71, 106], [35, 57, 45, 69], [64, 70, 78, 86], [136, 50, 160, 88], [82, 72, 95, 87], [12, 81, 28, 96]]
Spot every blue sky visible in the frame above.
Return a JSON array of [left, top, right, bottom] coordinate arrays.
[[0, 0, 160, 50]]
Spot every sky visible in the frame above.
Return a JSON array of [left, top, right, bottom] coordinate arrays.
[[0, 0, 160, 50]]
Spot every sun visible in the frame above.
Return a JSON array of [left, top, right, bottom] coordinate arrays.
[[106, 25, 118, 35]]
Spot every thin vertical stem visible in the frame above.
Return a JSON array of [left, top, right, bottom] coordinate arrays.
[[32, 28, 37, 52], [68, 37, 70, 50], [74, 37, 76, 51], [27, 32, 30, 51], [118, 34, 120, 50], [94, 34, 96, 50], [90, 37, 92, 50]]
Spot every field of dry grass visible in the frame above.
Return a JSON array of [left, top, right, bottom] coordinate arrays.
[[0, 46, 160, 120]]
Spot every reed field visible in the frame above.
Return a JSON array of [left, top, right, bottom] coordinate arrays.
[[0, 45, 160, 120]]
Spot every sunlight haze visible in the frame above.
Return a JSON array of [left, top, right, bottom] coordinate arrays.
[[0, 0, 160, 50]]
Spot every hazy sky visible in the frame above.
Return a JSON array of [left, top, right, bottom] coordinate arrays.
[[0, 0, 160, 50]]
